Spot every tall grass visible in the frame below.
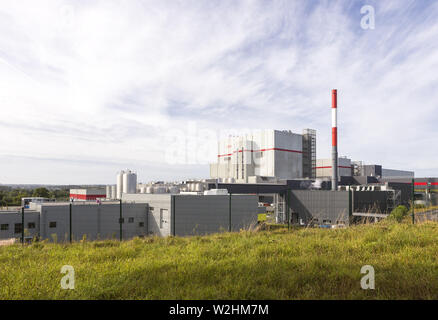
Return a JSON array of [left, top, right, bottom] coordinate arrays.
[[1, 220, 438, 300]]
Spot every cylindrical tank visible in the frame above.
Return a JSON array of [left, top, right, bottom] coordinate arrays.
[[140, 186, 146, 193], [106, 185, 111, 199], [146, 186, 153, 194], [116, 170, 124, 199], [111, 185, 116, 199], [122, 170, 137, 194], [194, 183, 204, 192]]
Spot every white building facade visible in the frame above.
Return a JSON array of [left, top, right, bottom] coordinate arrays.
[[210, 130, 305, 183]]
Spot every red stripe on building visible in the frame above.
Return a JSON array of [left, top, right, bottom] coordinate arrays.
[[218, 148, 302, 158], [314, 166, 352, 169], [70, 194, 106, 200]]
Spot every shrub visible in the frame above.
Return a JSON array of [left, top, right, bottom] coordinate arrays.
[[389, 205, 409, 222]]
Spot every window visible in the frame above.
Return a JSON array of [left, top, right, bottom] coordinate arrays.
[[15, 223, 23, 234], [1, 224, 8, 231], [49, 222, 57, 228], [28, 222, 36, 229], [139, 222, 144, 227], [149, 207, 154, 211], [128, 217, 134, 223]]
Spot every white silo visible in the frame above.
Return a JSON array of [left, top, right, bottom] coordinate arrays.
[[145, 186, 153, 194], [123, 170, 137, 194], [106, 185, 110, 199], [111, 185, 116, 199], [116, 170, 124, 199]]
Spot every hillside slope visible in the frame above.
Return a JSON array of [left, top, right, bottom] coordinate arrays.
[[1, 221, 438, 299]]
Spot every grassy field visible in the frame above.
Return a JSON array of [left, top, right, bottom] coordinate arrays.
[[1, 220, 438, 300]]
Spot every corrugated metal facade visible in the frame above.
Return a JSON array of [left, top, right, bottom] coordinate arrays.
[[123, 193, 259, 237]]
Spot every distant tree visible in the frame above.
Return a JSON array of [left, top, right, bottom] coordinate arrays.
[[32, 187, 50, 198]]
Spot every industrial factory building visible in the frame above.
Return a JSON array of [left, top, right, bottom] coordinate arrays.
[[1, 89, 426, 243], [69, 188, 106, 201], [0, 193, 260, 242], [209, 129, 316, 183]]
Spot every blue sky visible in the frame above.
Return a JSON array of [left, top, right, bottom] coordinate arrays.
[[0, 0, 437, 184]]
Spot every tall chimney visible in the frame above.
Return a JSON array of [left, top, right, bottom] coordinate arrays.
[[331, 89, 338, 191]]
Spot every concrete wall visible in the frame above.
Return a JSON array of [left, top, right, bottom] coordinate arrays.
[[123, 194, 172, 237], [290, 190, 351, 225], [316, 158, 352, 179], [0, 210, 40, 240], [274, 130, 302, 180]]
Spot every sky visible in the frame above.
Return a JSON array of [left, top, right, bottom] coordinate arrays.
[[0, 0, 437, 184]]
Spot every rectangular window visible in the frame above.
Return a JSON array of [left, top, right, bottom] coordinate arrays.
[[28, 222, 36, 229], [15, 223, 23, 234], [139, 222, 144, 227], [128, 217, 134, 223], [49, 222, 57, 228], [1, 224, 8, 231]]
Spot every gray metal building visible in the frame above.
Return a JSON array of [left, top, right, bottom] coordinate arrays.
[[0, 194, 259, 242], [122, 194, 259, 237]]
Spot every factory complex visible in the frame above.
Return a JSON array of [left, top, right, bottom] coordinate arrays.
[[0, 90, 434, 243]]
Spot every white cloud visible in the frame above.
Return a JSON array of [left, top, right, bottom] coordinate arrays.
[[0, 0, 437, 184]]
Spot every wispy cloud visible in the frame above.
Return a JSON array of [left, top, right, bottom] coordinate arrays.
[[0, 0, 437, 183]]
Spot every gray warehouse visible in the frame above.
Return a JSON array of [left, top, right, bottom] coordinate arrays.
[[122, 193, 259, 237], [0, 194, 259, 242]]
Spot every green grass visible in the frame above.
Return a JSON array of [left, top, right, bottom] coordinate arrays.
[[1, 220, 438, 300]]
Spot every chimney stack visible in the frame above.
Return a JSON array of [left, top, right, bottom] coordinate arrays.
[[331, 89, 338, 191]]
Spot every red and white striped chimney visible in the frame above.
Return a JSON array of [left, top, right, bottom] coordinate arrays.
[[331, 89, 338, 191]]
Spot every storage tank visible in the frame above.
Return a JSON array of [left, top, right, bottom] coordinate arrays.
[[111, 185, 116, 199], [194, 183, 204, 192], [106, 185, 111, 199], [116, 170, 124, 199], [140, 186, 146, 193], [122, 170, 137, 194], [146, 186, 153, 194]]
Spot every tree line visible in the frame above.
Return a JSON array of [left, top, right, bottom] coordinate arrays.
[[0, 187, 69, 207]]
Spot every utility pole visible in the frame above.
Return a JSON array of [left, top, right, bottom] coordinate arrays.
[[69, 203, 72, 243], [412, 178, 415, 224], [21, 207, 24, 245], [119, 199, 123, 241]]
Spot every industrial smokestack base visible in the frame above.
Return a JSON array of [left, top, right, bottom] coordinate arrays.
[[331, 89, 338, 191]]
